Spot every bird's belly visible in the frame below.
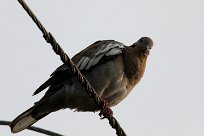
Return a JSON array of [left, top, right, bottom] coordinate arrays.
[[63, 57, 130, 111]]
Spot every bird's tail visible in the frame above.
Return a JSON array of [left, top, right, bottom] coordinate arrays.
[[10, 106, 49, 133]]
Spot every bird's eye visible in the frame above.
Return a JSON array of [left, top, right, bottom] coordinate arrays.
[[140, 39, 143, 43]]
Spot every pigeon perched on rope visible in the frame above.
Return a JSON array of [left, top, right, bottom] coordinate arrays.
[[10, 37, 153, 133]]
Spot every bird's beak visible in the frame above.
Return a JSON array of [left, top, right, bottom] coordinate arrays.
[[142, 44, 151, 51]]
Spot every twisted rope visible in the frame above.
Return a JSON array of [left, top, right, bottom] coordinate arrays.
[[16, 0, 127, 136], [0, 120, 63, 136]]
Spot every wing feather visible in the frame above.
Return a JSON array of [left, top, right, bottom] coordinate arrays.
[[79, 57, 90, 70], [76, 41, 125, 70], [86, 53, 105, 70], [52, 40, 125, 74], [33, 40, 125, 96], [75, 56, 86, 68]]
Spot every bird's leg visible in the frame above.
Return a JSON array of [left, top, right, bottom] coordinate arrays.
[[99, 98, 113, 119]]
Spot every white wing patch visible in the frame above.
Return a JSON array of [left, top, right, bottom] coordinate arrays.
[[75, 56, 86, 68], [76, 42, 125, 70]]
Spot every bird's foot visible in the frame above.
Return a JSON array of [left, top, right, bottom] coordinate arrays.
[[99, 98, 113, 119]]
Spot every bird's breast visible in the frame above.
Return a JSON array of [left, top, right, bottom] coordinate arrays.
[[63, 55, 131, 111]]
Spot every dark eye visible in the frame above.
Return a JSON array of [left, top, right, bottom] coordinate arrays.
[[140, 39, 143, 43]]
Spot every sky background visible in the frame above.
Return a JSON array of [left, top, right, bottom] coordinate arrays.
[[1, 0, 204, 136]]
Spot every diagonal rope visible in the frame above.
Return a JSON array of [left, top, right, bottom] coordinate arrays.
[[0, 120, 63, 136], [15, 0, 127, 136]]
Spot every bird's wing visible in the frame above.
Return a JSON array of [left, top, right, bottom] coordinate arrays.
[[33, 40, 125, 96], [52, 40, 125, 75]]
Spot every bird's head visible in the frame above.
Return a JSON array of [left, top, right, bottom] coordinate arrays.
[[131, 37, 153, 55]]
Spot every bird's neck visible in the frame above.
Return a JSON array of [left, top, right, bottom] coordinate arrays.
[[123, 47, 148, 89]]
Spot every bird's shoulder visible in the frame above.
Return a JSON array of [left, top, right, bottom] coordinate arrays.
[[52, 40, 125, 75], [33, 40, 125, 96]]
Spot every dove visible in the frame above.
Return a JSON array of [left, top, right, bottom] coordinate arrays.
[[10, 37, 153, 133]]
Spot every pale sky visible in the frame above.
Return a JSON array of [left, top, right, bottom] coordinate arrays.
[[1, 0, 204, 136]]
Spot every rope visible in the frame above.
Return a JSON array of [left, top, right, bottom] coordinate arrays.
[[0, 120, 63, 136], [16, 0, 127, 136]]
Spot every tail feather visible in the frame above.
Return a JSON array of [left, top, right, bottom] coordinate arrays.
[[11, 80, 64, 133], [33, 73, 68, 96], [10, 106, 48, 133]]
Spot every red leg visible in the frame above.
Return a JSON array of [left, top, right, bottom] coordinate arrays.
[[99, 98, 113, 119]]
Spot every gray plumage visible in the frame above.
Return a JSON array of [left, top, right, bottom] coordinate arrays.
[[10, 37, 153, 133]]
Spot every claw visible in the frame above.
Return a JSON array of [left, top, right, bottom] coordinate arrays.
[[99, 98, 113, 119]]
